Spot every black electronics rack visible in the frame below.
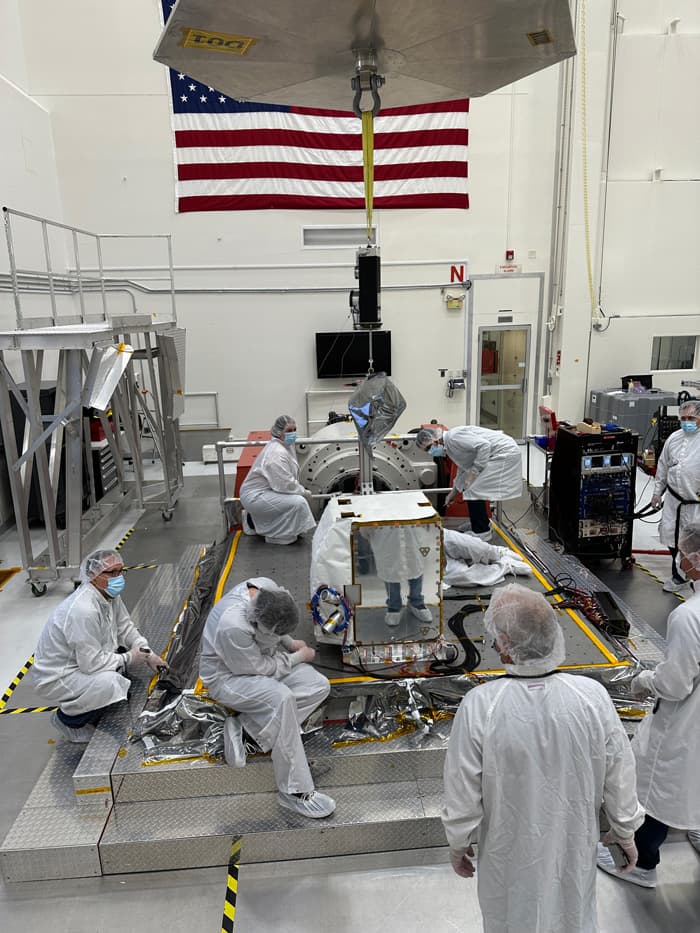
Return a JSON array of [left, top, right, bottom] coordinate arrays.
[[548, 425, 637, 561]]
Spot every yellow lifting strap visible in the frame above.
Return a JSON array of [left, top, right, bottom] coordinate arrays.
[[361, 110, 374, 242]]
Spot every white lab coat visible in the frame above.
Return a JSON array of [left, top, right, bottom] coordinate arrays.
[[442, 673, 643, 933], [199, 578, 330, 794], [653, 429, 700, 546], [444, 426, 522, 501], [31, 583, 148, 715], [633, 588, 700, 828], [239, 438, 316, 544], [366, 524, 433, 583]]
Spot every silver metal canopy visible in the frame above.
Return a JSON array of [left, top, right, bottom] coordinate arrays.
[[153, 0, 576, 109]]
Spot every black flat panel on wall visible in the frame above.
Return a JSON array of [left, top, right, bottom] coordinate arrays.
[[315, 331, 391, 379]]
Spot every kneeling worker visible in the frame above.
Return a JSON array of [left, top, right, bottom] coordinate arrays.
[[199, 577, 335, 819], [32, 549, 168, 743]]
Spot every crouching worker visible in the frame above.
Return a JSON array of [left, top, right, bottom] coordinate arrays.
[[32, 549, 168, 743], [199, 577, 335, 819]]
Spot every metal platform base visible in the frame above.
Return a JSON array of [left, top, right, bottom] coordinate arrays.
[[100, 779, 445, 874], [1, 529, 664, 883]]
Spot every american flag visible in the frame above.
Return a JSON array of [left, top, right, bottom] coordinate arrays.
[[161, 10, 469, 212]]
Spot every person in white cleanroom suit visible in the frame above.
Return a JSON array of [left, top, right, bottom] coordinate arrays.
[[442, 584, 643, 933], [239, 414, 316, 546], [32, 549, 168, 743], [199, 577, 335, 819], [651, 399, 700, 592], [597, 523, 700, 887], [364, 524, 434, 626], [416, 425, 522, 539]]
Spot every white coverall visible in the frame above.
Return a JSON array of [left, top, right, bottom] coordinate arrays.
[[633, 588, 700, 828], [199, 577, 330, 794], [653, 428, 700, 547], [32, 583, 148, 715], [442, 529, 532, 588], [444, 426, 522, 501], [239, 438, 316, 544], [442, 673, 643, 933]]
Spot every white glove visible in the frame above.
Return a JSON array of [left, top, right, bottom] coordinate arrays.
[[302, 488, 313, 501], [445, 488, 458, 507], [630, 669, 655, 698], [142, 649, 169, 673], [602, 831, 638, 872], [651, 495, 662, 510], [123, 646, 168, 673], [449, 847, 476, 878], [121, 647, 146, 671], [298, 645, 316, 663]]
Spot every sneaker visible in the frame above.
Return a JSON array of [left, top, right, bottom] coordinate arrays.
[[223, 715, 246, 768], [408, 604, 432, 623], [596, 842, 657, 888], [662, 577, 690, 593], [241, 510, 257, 536], [687, 830, 700, 852], [278, 790, 336, 819], [50, 711, 95, 744], [385, 610, 402, 627]]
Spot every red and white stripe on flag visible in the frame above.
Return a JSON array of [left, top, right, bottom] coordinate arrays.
[[170, 99, 469, 213]]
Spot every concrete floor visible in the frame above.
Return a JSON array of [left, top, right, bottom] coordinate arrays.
[[1, 462, 699, 932]]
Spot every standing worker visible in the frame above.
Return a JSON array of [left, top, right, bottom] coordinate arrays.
[[651, 399, 700, 592], [598, 523, 700, 887], [32, 549, 168, 743], [442, 584, 643, 933], [199, 576, 335, 819], [416, 425, 522, 539], [240, 415, 316, 546]]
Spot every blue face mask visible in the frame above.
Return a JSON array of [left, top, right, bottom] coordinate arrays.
[[429, 444, 445, 457], [681, 420, 698, 434], [283, 431, 297, 445], [105, 575, 126, 597]]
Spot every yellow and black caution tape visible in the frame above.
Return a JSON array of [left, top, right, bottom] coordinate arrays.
[[0, 705, 57, 715], [0, 655, 34, 713], [115, 528, 135, 552], [122, 563, 159, 573], [221, 836, 242, 933], [634, 561, 687, 602]]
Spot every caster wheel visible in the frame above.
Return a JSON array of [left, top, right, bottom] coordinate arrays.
[[162, 510, 174, 522], [31, 582, 48, 597]]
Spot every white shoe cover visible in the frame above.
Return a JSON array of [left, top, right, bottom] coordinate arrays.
[[385, 610, 402, 626], [50, 711, 95, 744], [278, 790, 336, 819], [408, 604, 432, 623]]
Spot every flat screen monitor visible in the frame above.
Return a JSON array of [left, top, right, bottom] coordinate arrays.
[[315, 330, 391, 379]]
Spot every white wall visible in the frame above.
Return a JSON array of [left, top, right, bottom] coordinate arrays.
[[3, 0, 698, 440], [0, 1, 65, 523], [8, 0, 562, 438], [550, 2, 700, 421]]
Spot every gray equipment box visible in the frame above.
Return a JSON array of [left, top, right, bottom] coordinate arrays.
[[587, 388, 677, 450]]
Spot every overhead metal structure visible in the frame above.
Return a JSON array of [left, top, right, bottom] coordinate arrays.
[[153, 0, 576, 111]]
